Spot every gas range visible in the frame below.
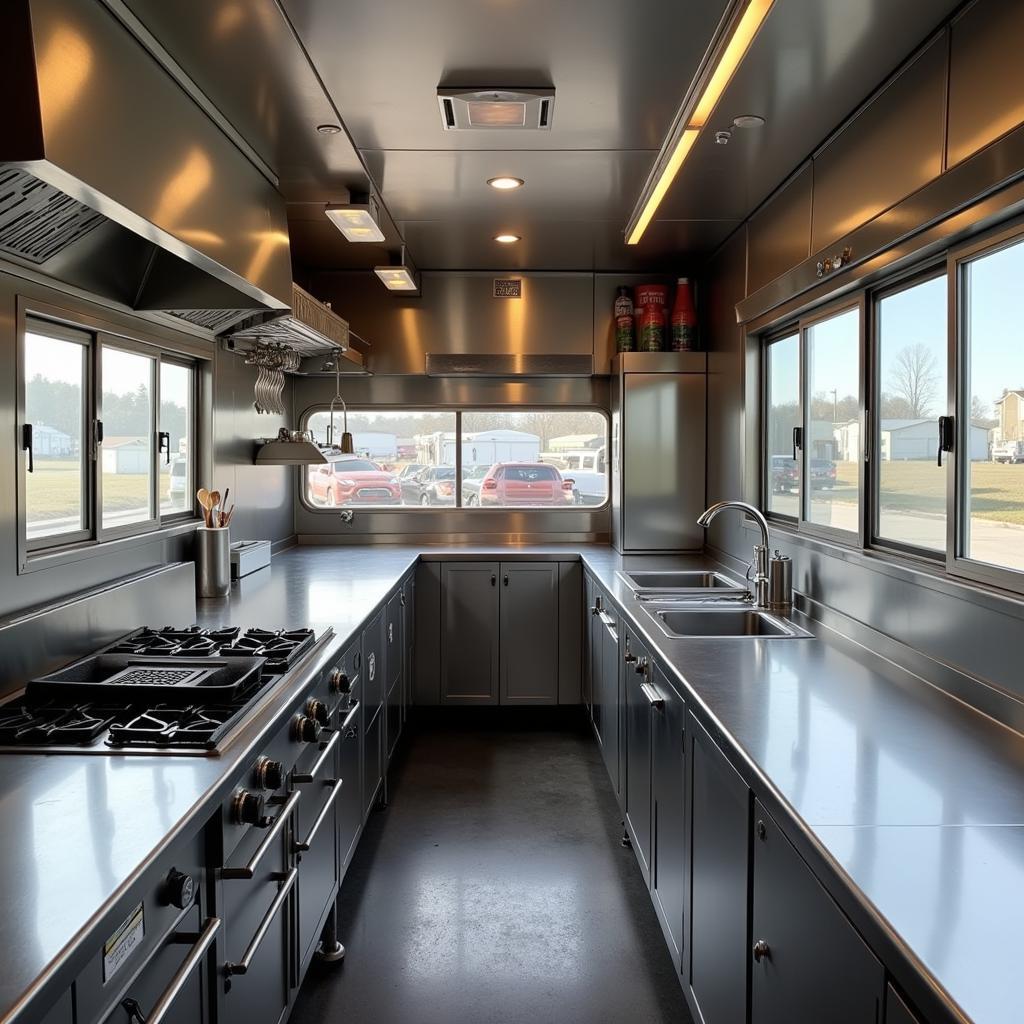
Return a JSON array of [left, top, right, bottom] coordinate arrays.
[[0, 625, 331, 756]]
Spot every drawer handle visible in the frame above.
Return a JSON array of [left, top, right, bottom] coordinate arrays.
[[753, 939, 770, 963], [640, 681, 664, 710], [223, 868, 298, 976], [597, 610, 615, 628], [340, 700, 360, 733], [292, 729, 341, 784], [294, 777, 344, 852], [221, 790, 301, 880], [121, 916, 221, 1023], [634, 656, 649, 676]]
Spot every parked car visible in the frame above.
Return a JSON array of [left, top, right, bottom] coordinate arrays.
[[461, 465, 492, 506], [478, 462, 574, 507], [307, 457, 401, 506], [402, 466, 457, 506], [809, 457, 837, 489], [167, 457, 187, 499], [769, 455, 799, 493], [563, 470, 607, 506], [396, 463, 426, 480], [993, 439, 1024, 463]]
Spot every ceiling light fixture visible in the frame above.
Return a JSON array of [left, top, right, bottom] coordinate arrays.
[[487, 176, 525, 190], [316, 123, 342, 135], [325, 195, 386, 243], [732, 114, 766, 129], [494, 233, 521, 244], [625, 0, 774, 245], [374, 246, 420, 294]]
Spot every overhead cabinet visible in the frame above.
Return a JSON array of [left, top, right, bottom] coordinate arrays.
[[440, 562, 559, 705]]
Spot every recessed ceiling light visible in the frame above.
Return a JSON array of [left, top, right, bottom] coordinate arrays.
[[487, 176, 525, 190], [494, 233, 520, 244], [732, 114, 766, 129], [316, 123, 342, 135]]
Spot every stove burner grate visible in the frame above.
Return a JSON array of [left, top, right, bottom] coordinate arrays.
[[0, 703, 128, 745], [107, 703, 241, 750]]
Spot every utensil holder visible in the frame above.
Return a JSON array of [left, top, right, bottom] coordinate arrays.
[[196, 527, 231, 598]]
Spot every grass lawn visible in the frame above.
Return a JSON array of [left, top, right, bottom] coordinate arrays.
[[26, 459, 174, 522], [832, 460, 1024, 524]]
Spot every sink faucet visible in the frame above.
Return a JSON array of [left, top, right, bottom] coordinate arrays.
[[697, 501, 771, 609]]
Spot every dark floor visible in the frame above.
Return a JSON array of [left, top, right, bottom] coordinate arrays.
[[290, 711, 693, 1024]]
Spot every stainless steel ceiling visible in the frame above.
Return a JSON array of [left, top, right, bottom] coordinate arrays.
[[121, 0, 964, 274]]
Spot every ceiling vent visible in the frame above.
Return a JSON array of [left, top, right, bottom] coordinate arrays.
[[437, 88, 554, 131]]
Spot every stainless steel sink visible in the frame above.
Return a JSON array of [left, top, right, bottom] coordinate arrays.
[[617, 570, 746, 593], [650, 607, 810, 639]]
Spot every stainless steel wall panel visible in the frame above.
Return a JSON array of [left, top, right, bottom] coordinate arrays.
[[810, 35, 948, 255], [304, 271, 595, 376], [0, 562, 194, 699], [213, 347, 295, 547], [747, 164, 812, 295], [946, 0, 1024, 168]]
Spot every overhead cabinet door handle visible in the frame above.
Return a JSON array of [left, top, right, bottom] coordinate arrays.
[[121, 916, 221, 1024], [223, 868, 298, 976], [221, 789, 301, 880]]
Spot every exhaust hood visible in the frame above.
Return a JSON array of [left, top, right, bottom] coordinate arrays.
[[1, 0, 292, 319]]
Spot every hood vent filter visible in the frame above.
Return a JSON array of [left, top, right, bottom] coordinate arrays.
[[0, 168, 104, 264]]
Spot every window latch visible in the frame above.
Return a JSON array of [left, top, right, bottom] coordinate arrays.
[[21, 423, 33, 474], [791, 426, 803, 461], [937, 416, 955, 467], [158, 431, 171, 465], [92, 419, 104, 460]]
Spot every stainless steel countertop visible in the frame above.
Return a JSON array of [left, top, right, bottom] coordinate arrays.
[[0, 543, 1019, 1024]]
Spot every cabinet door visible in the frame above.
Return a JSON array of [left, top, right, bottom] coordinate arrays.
[[337, 700, 362, 874], [362, 703, 382, 820], [500, 562, 559, 704], [623, 628, 653, 882], [385, 590, 403, 760], [687, 713, 750, 1024], [361, 609, 385, 717], [583, 575, 598, 714], [886, 984, 921, 1024], [752, 800, 884, 1024], [440, 562, 500, 704], [402, 576, 415, 723], [598, 603, 621, 800], [651, 664, 686, 969]]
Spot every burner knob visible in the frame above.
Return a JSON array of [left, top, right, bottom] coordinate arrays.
[[232, 789, 266, 827], [163, 868, 195, 910], [254, 756, 284, 791], [328, 669, 351, 694], [292, 715, 322, 744], [305, 698, 329, 726]]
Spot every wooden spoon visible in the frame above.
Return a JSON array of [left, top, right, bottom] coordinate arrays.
[[196, 488, 212, 526], [208, 490, 221, 528]]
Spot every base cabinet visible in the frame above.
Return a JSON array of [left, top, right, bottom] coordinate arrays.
[[687, 713, 750, 1024], [500, 563, 559, 704], [650, 664, 686, 968], [441, 562, 500, 703], [886, 984, 922, 1024], [751, 800, 884, 1024], [623, 627, 653, 882]]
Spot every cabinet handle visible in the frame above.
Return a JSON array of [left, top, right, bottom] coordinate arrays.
[[591, 596, 602, 615], [120, 916, 221, 1024], [756, 819, 767, 841], [340, 700, 360, 733], [503, 574, 509, 586], [221, 790, 301, 880], [292, 729, 340, 784], [388, 622, 394, 643], [400, 591, 406, 607], [640, 681, 664, 709], [623, 643, 637, 664], [294, 777, 343, 852], [224, 868, 298, 975], [634, 656, 649, 676], [491, 574, 497, 586], [597, 610, 615, 629], [752, 939, 770, 963]]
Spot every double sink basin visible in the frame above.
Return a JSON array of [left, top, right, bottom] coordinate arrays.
[[616, 570, 810, 640]]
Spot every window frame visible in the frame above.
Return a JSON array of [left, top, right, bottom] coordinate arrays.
[[297, 403, 612, 513], [946, 218, 1024, 593], [760, 295, 865, 547], [868, 264, 949, 562], [761, 327, 801, 524], [17, 304, 202, 570]]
